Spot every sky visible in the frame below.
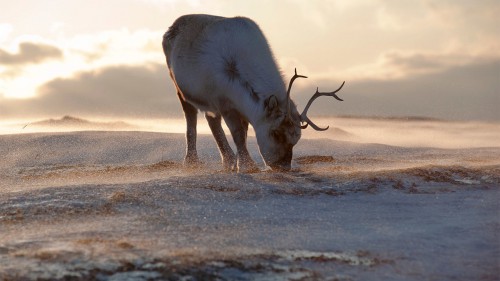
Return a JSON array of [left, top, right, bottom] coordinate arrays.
[[0, 0, 499, 121]]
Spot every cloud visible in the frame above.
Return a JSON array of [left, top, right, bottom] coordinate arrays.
[[2, 58, 499, 122], [335, 51, 493, 81], [426, 0, 500, 27], [0, 63, 182, 118], [137, 0, 201, 7], [1, 29, 166, 99], [0, 42, 63, 65], [294, 58, 500, 121], [0, 23, 13, 43]]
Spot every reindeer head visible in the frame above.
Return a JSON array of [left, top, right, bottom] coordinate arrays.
[[256, 68, 345, 171]]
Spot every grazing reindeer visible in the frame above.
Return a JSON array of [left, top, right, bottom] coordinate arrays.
[[162, 14, 344, 172]]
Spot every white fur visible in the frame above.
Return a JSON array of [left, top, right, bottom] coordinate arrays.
[[163, 14, 300, 171], [165, 15, 285, 123]]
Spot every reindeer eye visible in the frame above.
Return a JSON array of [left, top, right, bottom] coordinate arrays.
[[271, 129, 286, 143]]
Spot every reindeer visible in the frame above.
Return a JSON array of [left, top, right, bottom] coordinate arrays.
[[162, 14, 344, 172]]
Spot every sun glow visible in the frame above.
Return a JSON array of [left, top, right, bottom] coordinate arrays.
[[1, 29, 164, 99]]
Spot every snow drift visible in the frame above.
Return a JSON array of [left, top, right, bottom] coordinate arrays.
[[0, 121, 499, 280]]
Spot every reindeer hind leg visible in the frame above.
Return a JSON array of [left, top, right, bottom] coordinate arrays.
[[177, 91, 200, 166]]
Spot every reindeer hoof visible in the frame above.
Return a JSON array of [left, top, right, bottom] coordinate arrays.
[[222, 156, 237, 172], [184, 154, 201, 167], [240, 167, 260, 173], [237, 161, 260, 173]]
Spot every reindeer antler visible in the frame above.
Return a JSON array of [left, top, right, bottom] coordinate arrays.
[[286, 68, 307, 117], [300, 81, 345, 131]]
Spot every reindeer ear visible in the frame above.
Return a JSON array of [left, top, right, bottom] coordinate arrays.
[[264, 95, 279, 116]]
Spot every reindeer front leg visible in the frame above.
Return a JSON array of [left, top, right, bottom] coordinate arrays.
[[222, 111, 259, 173], [205, 112, 236, 171]]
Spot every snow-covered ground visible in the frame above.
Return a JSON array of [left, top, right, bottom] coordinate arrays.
[[0, 119, 499, 280]]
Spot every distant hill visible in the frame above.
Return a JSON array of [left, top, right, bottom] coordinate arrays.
[[335, 115, 444, 122], [31, 116, 135, 130]]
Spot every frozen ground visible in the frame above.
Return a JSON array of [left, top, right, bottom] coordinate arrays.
[[0, 122, 499, 280]]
